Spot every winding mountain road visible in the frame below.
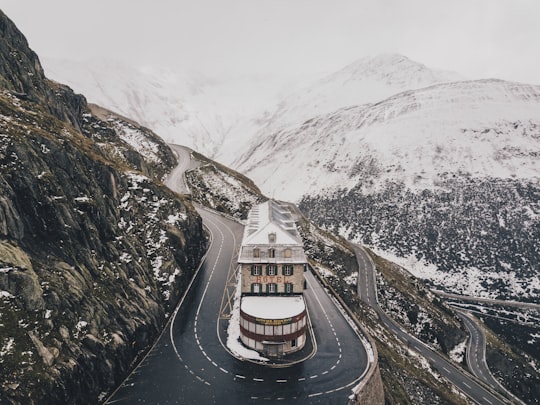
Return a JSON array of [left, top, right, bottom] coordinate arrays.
[[354, 245, 515, 405], [105, 145, 371, 404], [455, 310, 504, 391]]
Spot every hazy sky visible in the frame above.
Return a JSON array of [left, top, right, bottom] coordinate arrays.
[[1, 0, 539, 83]]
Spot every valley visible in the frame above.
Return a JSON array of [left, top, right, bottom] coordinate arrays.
[[0, 6, 539, 404]]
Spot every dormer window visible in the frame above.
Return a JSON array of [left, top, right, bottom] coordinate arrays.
[[268, 248, 276, 258], [268, 232, 276, 243], [253, 248, 260, 258]]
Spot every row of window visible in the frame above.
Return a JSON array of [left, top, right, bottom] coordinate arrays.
[[251, 283, 294, 294], [250, 264, 294, 276], [252, 248, 292, 259], [240, 316, 306, 336]]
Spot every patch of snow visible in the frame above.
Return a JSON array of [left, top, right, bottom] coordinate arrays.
[[119, 252, 132, 263], [166, 213, 187, 224], [314, 264, 335, 278], [226, 271, 269, 361], [0, 337, 15, 359], [76, 320, 88, 330], [0, 267, 14, 274], [344, 272, 358, 286], [449, 340, 467, 364], [110, 120, 161, 163], [0, 290, 14, 298]]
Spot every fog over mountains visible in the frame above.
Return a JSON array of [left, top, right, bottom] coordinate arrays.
[[43, 54, 540, 301], [43, 58, 303, 159]]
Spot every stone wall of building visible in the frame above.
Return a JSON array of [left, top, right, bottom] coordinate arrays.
[[241, 263, 305, 294]]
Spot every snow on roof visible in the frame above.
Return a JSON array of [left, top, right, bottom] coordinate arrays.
[[242, 200, 301, 246], [241, 295, 306, 319]]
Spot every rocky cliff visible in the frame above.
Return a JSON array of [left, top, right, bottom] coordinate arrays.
[[0, 10, 206, 404]]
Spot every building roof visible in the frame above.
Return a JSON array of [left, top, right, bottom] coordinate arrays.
[[242, 200, 302, 246], [241, 295, 306, 319]]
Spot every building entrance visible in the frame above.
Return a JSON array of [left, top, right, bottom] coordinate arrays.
[[263, 342, 284, 357]]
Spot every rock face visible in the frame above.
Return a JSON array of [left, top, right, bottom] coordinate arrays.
[[0, 10, 206, 404]]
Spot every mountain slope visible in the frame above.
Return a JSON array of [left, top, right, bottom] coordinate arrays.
[[0, 11, 205, 404], [235, 53, 462, 141], [235, 79, 540, 201], [231, 69, 540, 302], [42, 58, 296, 159]]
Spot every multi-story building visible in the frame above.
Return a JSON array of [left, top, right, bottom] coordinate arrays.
[[237, 200, 308, 357]]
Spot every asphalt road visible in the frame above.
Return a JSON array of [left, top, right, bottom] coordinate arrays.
[[435, 290, 540, 311], [164, 144, 199, 194], [105, 146, 371, 404], [455, 311, 503, 390], [354, 245, 513, 405]]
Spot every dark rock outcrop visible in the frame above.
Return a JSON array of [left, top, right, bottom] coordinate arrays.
[[0, 10, 206, 404]]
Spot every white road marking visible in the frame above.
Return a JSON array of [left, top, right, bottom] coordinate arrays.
[[235, 374, 246, 379], [253, 378, 264, 382]]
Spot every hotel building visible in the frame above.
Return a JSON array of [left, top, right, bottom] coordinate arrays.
[[237, 200, 308, 357]]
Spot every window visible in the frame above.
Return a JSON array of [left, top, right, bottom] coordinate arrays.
[[251, 283, 262, 293], [251, 265, 262, 276], [284, 283, 293, 293], [284, 248, 292, 258], [267, 283, 277, 293], [291, 338, 297, 348], [268, 232, 276, 243], [268, 248, 276, 258], [267, 264, 277, 276], [282, 265, 293, 276], [253, 248, 260, 258], [283, 323, 291, 335]]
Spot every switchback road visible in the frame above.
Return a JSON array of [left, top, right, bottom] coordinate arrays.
[[106, 146, 371, 404], [354, 246, 512, 405]]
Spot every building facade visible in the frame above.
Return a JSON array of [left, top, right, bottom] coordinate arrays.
[[237, 200, 308, 357]]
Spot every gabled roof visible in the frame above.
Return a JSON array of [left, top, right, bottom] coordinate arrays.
[[242, 200, 302, 246]]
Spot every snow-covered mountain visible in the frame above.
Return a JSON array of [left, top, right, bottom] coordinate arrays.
[[234, 78, 540, 201], [234, 54, 462, 138], [228, 57, 540, 302], [42, 53, 540, 300], [42, 58, 297, 158]]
